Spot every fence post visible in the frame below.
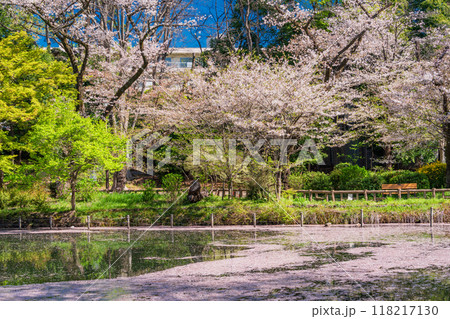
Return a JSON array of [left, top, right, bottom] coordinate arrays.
[[398, 188, 402, 199], [19, 217, 22, 229], [253, 213, 256, 228], [432, 188, 436, 198], [364, 190, 368, 201], [50, 217, 53, 230], [300, 212, 304, 227], [360, 209, 364, 227], [373, 192, 377, 202], [170, 214, 174, 228], [127, 215, 130, 229], [309, 190, 313, 201], [430, 207, 433, 228], [331, 190, 335, 202], [211, 213, 214, 228]]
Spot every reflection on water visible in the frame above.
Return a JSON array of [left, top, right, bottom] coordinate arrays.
[[0, 230, 272, 286]]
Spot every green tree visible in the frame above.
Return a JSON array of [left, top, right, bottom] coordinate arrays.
[[0, 6, 13, 39], [28, 101, 125, 210], [0, 31, 75, 184], [409, 0, 450, 27]]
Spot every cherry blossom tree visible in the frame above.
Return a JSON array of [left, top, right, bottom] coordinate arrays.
[[1, 0, 193, 116], [183, 57, 343, 198]]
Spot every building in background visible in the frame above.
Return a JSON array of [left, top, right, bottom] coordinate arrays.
[[165, 48, 205, 69]]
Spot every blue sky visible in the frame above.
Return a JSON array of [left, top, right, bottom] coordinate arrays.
[[38, 1, 315, 49]]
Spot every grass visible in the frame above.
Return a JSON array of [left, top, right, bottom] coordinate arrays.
[[0, 190, 449, 227]]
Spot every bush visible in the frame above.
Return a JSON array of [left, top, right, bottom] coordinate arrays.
[[343, 173, 386, 190], [9, 188, 33, 208], [3, 186, 50, 211], [142, 180, 157, 203], [359, 174, 385, 190], [246, 165, 274, 200], [388, 170, 430, 189], [162, 173, 183, 201], [303, 172, 332, 190], [76, 177, 99, 202], [330, 164, 369, 190], [288, 173, 303, 190], [379, 170, 403, 183], [418, 162, 446, 188], [0, 190, 9, 209]]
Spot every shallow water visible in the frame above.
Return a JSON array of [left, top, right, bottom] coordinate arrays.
[[0, 226, 449, 300], [0, 230, 275, 286]]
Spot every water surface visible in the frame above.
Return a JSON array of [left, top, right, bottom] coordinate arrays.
[[0, 230, 275, 286]]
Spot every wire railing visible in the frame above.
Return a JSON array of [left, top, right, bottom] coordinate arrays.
[[0, 207, 447, 230]]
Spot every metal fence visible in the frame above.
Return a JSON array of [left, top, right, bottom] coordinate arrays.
[[0, 207, 447, 230]]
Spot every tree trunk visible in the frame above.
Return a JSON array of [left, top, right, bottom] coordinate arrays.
[[228, 179, 233, 199], [222, 181, 225, 200], [112, 172, 117, 191], [276, 171, 282, 200], [112, 167, 127, 192], [105, 170, 110, 191], [76, 74, 86, 115], [70, 180, 76, 211], [443, 93, 450, 187], [385, 144, 393, 170], [446, 126, 450, 187], [438, 140, 445, 163], [0, 170, 3, 189]]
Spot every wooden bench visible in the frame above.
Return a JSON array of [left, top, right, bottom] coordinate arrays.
[[382, 183, 417, 197]]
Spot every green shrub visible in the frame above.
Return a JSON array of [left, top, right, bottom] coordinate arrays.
[[0, 190, 9, 209], [379, 170, 403, 183], [418, 162, 446, 188], [142, 180, 157, 203], [359, 174, 385, 190], [303, 172, 332, 190], [330, 163, 369, 190], [76, 177, 99, 202], [246, 165, 274, 200], [389, 171, 430, 189], [32, 188, 50, 212], [288, 173, 303, 190], [9, 189, 33, 208], [162, 173, 183, 201], [4, 186, 50, 211]]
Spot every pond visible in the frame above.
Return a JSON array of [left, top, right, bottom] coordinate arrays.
[[0, 226, 449, 301], [0, 230, 274, 286]]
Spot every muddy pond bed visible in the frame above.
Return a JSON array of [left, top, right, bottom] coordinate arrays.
[[0, 225, 449, 300]]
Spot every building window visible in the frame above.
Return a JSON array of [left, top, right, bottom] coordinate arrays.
[[180, 57, 192, 68]]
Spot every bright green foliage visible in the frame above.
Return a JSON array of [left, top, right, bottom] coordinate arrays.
[[162, 173, 183, 201], [303, 172, 333, 190], [381, 170, 431, 189], [418, 162, 447, 188], [355, 174, 386, 190], [28, 101, 125, 210], [330, 163, 370, 190], [410, 0, 450, 26], [0, 32, 75, 173], [142, 180, 157, 203], [0, 7, 13, 39], [76, 177, 100, 202], [288, 171, 332, 190]]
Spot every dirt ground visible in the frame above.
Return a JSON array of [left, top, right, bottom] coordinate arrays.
[[0, 225, 449, 301]]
